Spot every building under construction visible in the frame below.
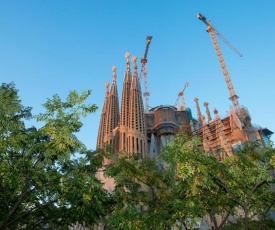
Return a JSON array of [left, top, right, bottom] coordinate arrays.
[[96, 56, 272, 160], [94, 15, 273, 230], [96, 15, 273, 160]]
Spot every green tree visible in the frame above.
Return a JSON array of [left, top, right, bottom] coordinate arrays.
[[0, 83, 110, 229], [209, 142, 275, 230], [105, 146, 207, 230], [106, 132, 275, 230], [105, 153, 168, 229], [161, 133, 233, 230], [162, 133, 275, 230]]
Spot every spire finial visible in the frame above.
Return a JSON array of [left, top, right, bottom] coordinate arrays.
[[214, 108, 220, 119], [125, 52, 130, 60], [125, 52, 130, 71], [105, 82, 109, 90], [194, 97, 202, 127], [104, 82, 109, 97], [132, 55, 137, 75], [204, 102, 212, 123], [112, 66, 117, 83]]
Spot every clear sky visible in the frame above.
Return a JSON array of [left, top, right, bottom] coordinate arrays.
[[0, 1, 274, 150]]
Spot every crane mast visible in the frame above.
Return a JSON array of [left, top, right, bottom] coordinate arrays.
[[140, 36, 152, 113], [175, 82, 188, 110], [197, 13, 241, 108]]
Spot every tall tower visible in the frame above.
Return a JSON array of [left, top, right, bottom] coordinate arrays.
[[119, 52, 132, 152], [96, 82, 109, 148], [194, 97, 202, 128], [103, 66, 120, 151], [204, 102, 212, 123], [127, 56, 147, 157]]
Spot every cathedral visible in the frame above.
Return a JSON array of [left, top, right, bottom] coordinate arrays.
[[94, 46, 273, 230], [96, 52, 272, 159], [96, 53, 147, 157]]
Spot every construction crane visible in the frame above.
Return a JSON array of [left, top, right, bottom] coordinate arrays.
[[140, 36, 152, 113], [197, 13, 242, 108], [175, 82, 188, 110]]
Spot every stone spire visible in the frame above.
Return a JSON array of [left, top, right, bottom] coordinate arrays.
[[201, 115, 211, 152], [96, 80, 116, 195], [204, 102, 212, 123], [213, 108, 219, 119], [213, 108, 233, 157], [104, 66, 120, 151], [119, 52, 132, 152], [96, 82, 109, 148], [201, 114, 207, 126], [127, 56, 147, 157], [194, 97, 202, 128]]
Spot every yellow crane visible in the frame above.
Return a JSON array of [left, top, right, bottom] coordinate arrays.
[[197, 13, 242, 108], [140, 36, 152, 113], [175, 82, 188, 110]]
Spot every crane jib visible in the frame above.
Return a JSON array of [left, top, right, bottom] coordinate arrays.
[[197, 12, 241, 108]]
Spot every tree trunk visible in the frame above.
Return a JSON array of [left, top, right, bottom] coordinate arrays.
[[209, 212, 218, 229], [244, 206, 249, 230], [182, 221, 189, 230], [217, 212, 230, 230]]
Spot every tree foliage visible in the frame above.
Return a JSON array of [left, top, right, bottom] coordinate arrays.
[[162, 133, 275, 230], [1, 82, 274, 230], [106, 132, 275, 230], [0, 83, 110, 229], [105, 152, 175, 230]]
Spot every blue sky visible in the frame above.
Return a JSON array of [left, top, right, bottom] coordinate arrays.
[[0, 1, 274, 149]]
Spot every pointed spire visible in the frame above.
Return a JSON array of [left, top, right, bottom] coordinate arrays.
[[130, 55, 141, 90], [214, 108, 219, 119], [123, 52, 131, 83], [112, 66, 117, 83], [127, 55, 147, 157], [119, 53, 132, 152], [213, 108, 233, 157], [125, 52, 130, 72], [204, 102, 212, 123], [109, 66, 117, 95], [105, 82, 110, 95], [201, 114, 206, 126], [194, 97, 202, 127], [96, 81, 116, 194], [104, 66, 120, 150], [96, 82, 110, 148], [131, 56, 139, 87]]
